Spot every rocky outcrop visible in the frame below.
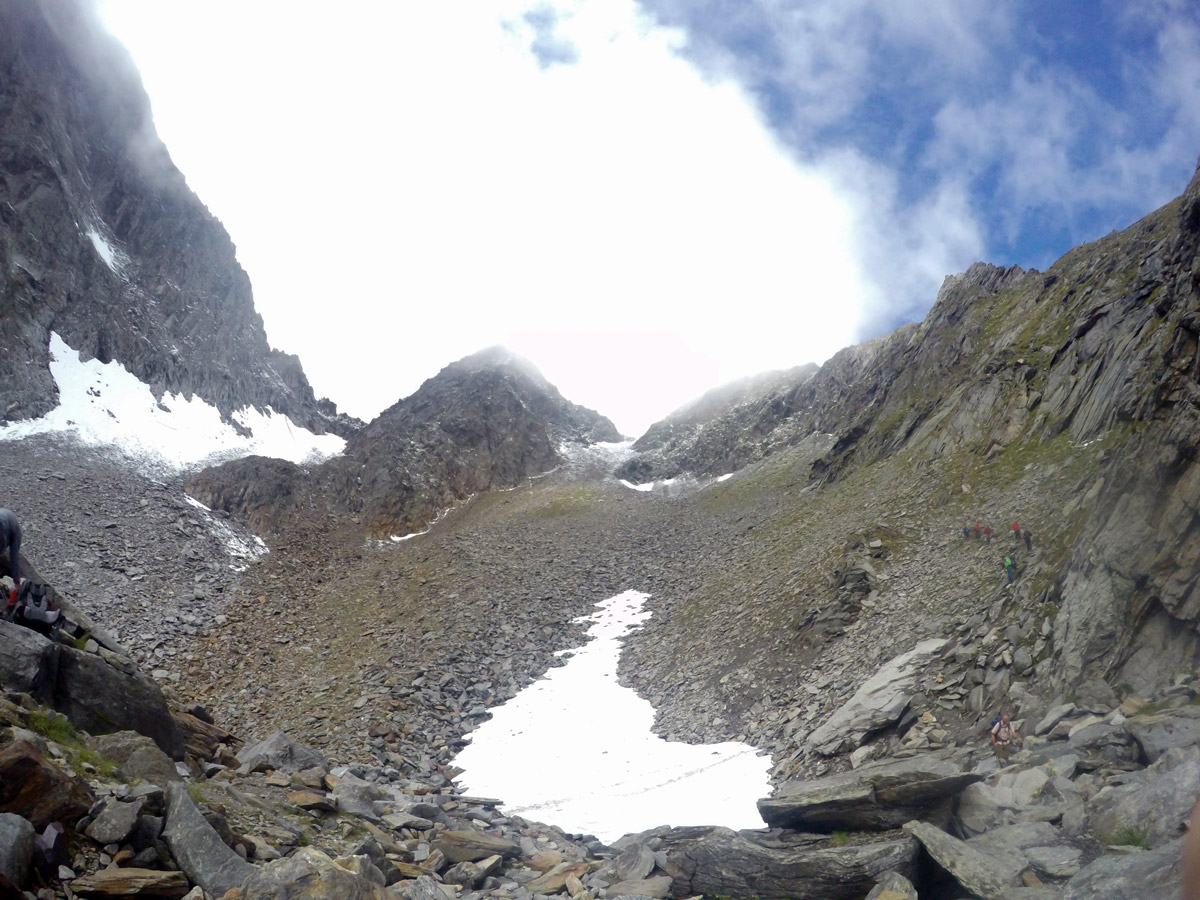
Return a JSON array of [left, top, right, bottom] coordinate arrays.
[[189, 347, 620, 536], [0, 0, 347, 434], [615, 364, 818, 481], [806, 639, 947, 755], [758, 753, 981, 831], [0, 621, 180, 757]]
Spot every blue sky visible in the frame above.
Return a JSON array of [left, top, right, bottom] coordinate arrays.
[[641, 0, 1200, 336], [97, 1, 1200, 436]]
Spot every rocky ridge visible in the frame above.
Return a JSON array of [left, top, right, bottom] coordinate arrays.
[[187, 347, 620, 538], [0, 0, 351, 436]]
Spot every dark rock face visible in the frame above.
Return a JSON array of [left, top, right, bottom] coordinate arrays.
[[0, 739, 94, 830], [0, 0, 348, 435], [190, 347, 620, 536], [52, 643, 183, 759]]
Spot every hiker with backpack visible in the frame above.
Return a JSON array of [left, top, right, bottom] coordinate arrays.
[[990, 712, 1021, 760], [1003, 555, 1016, 584], [0, 507, 21, 586]]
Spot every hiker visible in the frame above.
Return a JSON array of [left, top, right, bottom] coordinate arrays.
[[1012, 521, 1021, 542], [973, 523, 981, 539], [0, 508, 21, 585], [984, 525, 992, 544], [1023, 528, 1033, 552], [1004, 555, 1016, 584], [990, 712, 1021, 760], [962, 525, 970, 539]]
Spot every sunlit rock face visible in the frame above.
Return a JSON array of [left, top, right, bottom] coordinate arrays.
[[0, 1, 349, 437]]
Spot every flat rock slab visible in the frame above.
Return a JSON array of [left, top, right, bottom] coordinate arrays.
[[903, 820, 1012, 900], [431, 831, 521, 863], [70, 867, 189, 898], [759, 753, 982, 831], [660, 825, 917, 900], [808, 639, 947, 756]]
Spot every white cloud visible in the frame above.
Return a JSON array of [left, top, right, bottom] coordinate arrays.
[[98, 0, 876, 436]]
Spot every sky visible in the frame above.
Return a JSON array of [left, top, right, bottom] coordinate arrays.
[[95, 1, 1200, 437]]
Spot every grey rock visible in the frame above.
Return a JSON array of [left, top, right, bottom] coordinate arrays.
[[1059, 839, 1182, 899], [660, 825, 918, 900], [1074, 679, 1118, 714], [52, 644, 183, 758], [84, 796, 144, 845], [162, 782, 254, 899], [865, 871, 918, 899], [239, 846, 389, 900], [1126, 706, 1200, 763], [0, 621, 57, 702], [0, 813, 35, 890], [807, 640, 948, 755], [1086, 745, 1200, 848], [759, 752, 981, 831], [237, 731, 327, 774], [88, 731, 181, 786], [431, 831, 521, 863], [606, 874, 673, 898], [903, 820, 1013, 900], [1034, 702, 1077, 736], [615, 842, 656, 881], [1025, 844, 1083, 878]]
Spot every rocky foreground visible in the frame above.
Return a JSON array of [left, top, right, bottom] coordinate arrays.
[[2, 612, 1197, 900]]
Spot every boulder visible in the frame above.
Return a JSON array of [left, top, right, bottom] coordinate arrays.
[[525, 860, 589, 894], [807, 639, 947, 755], [1034, 703, 1076, 736], [1073, 679, 1118, 714], [1125, 706, 1200, 763], [69, 867, 189, 898], [865, 871, 918, 900], [52, 645, 182, 759], [660, 825, 918, 900], [606, 874, 673, 897], [237, 731, 327, 774], [239, 847, 391, 900], [0, 621, 57, 702], [1086, 745, 1200, 848], [431, 831, 521, 863], [0, 813, 35, 891], [759, 753, 981, 831], [88, 731, 181, 786], [1059, 838, 1182, 899], [903, 821, 1013, 900], [85, 796, 145, 845], [161, 783, 254, 899], [956, 782, 1014, 836], [0, 739, 93, 829]]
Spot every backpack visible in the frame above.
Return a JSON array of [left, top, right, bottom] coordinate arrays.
[[3, 580, 63, 637], [988, 713, 1003, 732]]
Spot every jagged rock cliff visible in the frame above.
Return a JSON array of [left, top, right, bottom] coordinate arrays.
[[0, 0, 349, 435], [621, 160, 1200, 697], [187, 347, 620, 536]]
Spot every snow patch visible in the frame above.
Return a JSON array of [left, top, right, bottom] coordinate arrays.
[[86, 229, 121, 273], [183, 494, 268, 570], [717, 473, 734, 482], [454, 589, 771, 842], [0, 333, 345, 474]]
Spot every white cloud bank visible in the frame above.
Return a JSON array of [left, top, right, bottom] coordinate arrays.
[[0, 333, 345, 474], [98, 0, 879, 437]]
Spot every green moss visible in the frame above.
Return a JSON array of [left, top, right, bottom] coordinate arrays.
[[829, 831, 851, 847], [1097, 823, 1151, 849]]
